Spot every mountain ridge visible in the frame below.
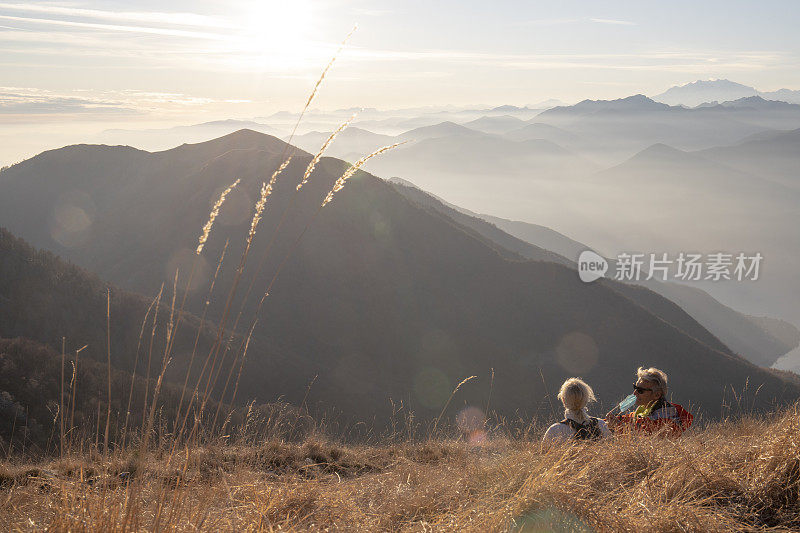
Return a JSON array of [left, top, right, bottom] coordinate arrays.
[[389, 178, 800, 367], [653, 79, 800, 106], [2, 129, 798, 423]]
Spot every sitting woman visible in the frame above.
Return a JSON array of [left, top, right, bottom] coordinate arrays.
[[605, 367, 693, 437], [542, 377, 611, 443]]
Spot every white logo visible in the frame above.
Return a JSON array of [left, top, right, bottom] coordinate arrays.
[[578, 250, 608, 283]]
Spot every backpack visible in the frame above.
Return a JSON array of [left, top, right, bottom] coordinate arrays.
[[560, 417, 602, 441]]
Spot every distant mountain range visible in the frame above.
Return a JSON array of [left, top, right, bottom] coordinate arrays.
[[533, 94, 800, 163], [289, 94, 800, 177], [652, 79, 800, 107], [2, 129, 797, 425], [99, 94, 800, 340]]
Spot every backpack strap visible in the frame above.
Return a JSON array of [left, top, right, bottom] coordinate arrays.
[[560, 417, 601, 440]]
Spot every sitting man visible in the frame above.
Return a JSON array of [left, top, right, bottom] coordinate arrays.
[[606, 367, 692, 437]]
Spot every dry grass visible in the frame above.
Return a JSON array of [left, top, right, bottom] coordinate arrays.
[[2, 405, 799, 531]]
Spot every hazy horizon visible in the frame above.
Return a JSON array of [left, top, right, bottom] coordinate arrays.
[[3, 0, 800, 164]]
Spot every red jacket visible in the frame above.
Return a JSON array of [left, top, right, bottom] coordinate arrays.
[[607, 399, 693, 437]]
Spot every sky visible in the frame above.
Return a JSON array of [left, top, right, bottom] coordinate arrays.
[[1, 0, 800, 164]]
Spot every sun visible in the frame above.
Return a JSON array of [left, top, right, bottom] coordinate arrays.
[[231, 0, 317, 70]]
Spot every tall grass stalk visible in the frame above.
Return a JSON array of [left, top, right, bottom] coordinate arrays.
[[433, 375, 477, 435], [228, 322, 255, 414], [122, 291, 159, 448], [298, 25, 356, 125], [145, 179, 241, 446], [142, 270, 179, 452], [158, 178, 240, 370], [196, 178, 241, 256], [141, 284, 164, 434], [296, 114, 356, 191], [68, 345, 86, 448], [320, 141, 406, 206], [173, 239, 229, 435], [485, 367, 494, 428], [103, 288, 111, 455], [248, 157, 292, 248], [212, 320, 258, 430], [60, 336, 65, 459]]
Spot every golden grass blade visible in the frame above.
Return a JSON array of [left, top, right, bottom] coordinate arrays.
[[296, 113, 357, 192], [321, 141, 406, 206], [433, 375, 477, 435], [301, 24, 357, 113], [247, 156, 292, 247], [196, 178, 241, 255]]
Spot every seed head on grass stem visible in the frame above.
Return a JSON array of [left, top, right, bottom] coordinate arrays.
[[296, 113, 357, 191], [321, 142, 407, 207], [301, 24, 357, 113], [248, 157, 292, 247], [196, 178, 241, 255], [433, 375, 477, 435]]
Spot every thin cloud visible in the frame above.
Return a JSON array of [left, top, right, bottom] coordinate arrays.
[[0, 91, 138, 115], [515, 18, 579, 27], [342, 47, 788, 72], [0, 87, 235, 117], [0, 14, 226, 40], [352, 8, 395, 17], [0, 3, 232, 29], [590, 18, 636, 26]]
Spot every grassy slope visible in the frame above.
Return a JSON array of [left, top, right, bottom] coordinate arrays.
[[2, 403, 799, 531]]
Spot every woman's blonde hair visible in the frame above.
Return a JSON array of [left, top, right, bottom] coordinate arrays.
[[637, 367, 668, 396], [557, 377, 596, 412]]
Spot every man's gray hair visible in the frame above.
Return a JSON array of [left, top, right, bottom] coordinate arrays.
[[557, 377, 597, 412], [637, 367, 668, 396]]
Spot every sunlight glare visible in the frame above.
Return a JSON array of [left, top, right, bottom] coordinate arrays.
[[233, 0, 315, 69]]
